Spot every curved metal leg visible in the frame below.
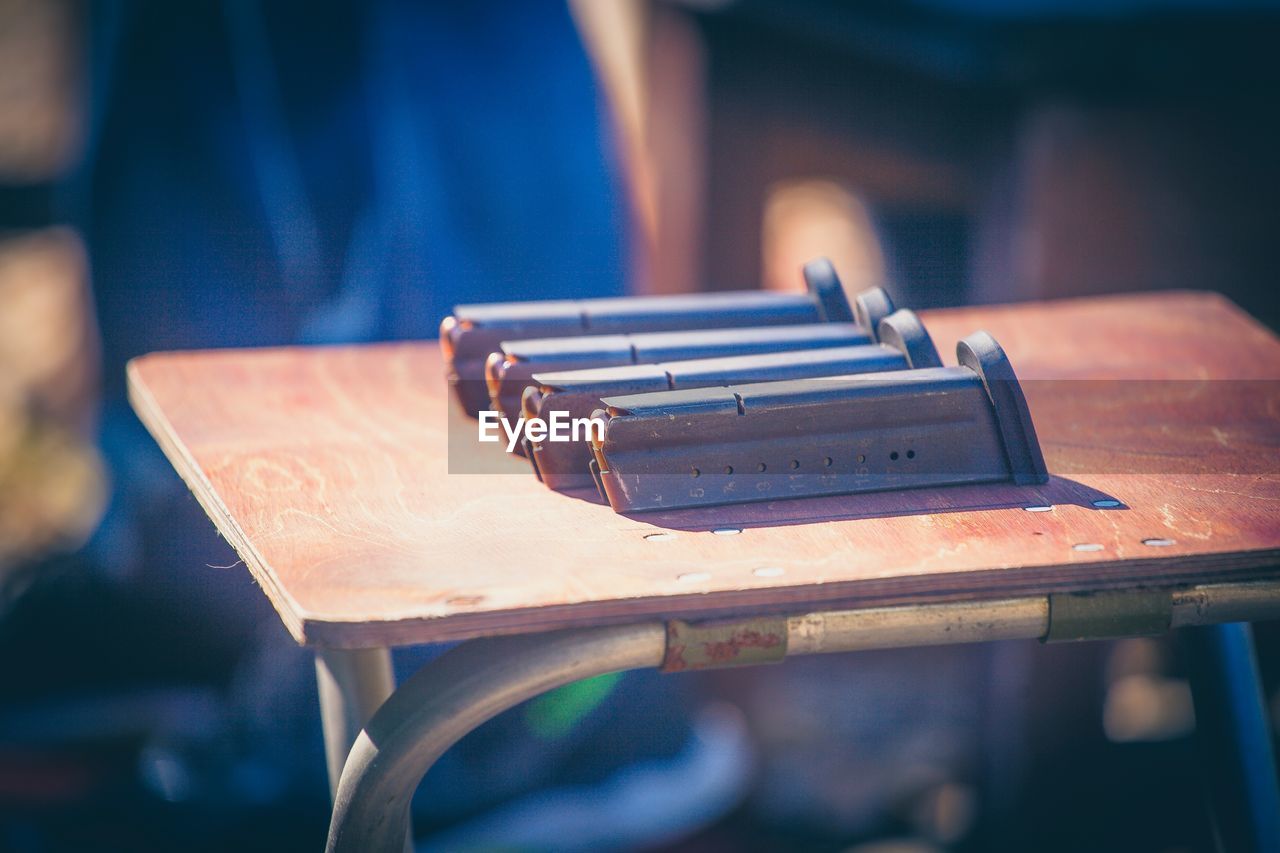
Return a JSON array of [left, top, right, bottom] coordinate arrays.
[[324, 580, 1280, 853], [1182, 622, 1280, 853], [326, 623, 667, 853]]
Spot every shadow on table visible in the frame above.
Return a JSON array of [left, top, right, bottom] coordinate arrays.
[[558, 475, 1126, 531]]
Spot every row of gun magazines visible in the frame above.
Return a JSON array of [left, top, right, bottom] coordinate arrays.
[[441, 258, 1048, 514]]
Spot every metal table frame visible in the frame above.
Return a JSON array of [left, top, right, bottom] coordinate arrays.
[[316, 578, 1280, 852]]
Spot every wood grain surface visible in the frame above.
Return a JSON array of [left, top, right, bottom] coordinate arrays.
[[127, 291, 1280, 648]]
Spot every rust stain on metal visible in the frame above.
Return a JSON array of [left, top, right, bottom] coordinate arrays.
[[662, 617, 788, 672]]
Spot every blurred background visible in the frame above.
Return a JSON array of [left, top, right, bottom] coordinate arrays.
[[0, 0, 1278, 850]]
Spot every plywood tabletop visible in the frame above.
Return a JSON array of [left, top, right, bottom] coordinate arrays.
[[127, 291, 1280, 648]]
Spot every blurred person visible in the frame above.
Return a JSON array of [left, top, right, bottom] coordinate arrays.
[[0, 2, 751, 850]]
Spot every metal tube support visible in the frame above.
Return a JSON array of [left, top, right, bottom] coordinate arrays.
[[788, 580, 1280, 659], [1181, 622, 1280, 853], [315, 646, 397, 800], [788, 596, 1050, 656], [325, 580, 1280, 852]]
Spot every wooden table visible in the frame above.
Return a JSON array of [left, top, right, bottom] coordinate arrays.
[[128, 291, 1280, 851]]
